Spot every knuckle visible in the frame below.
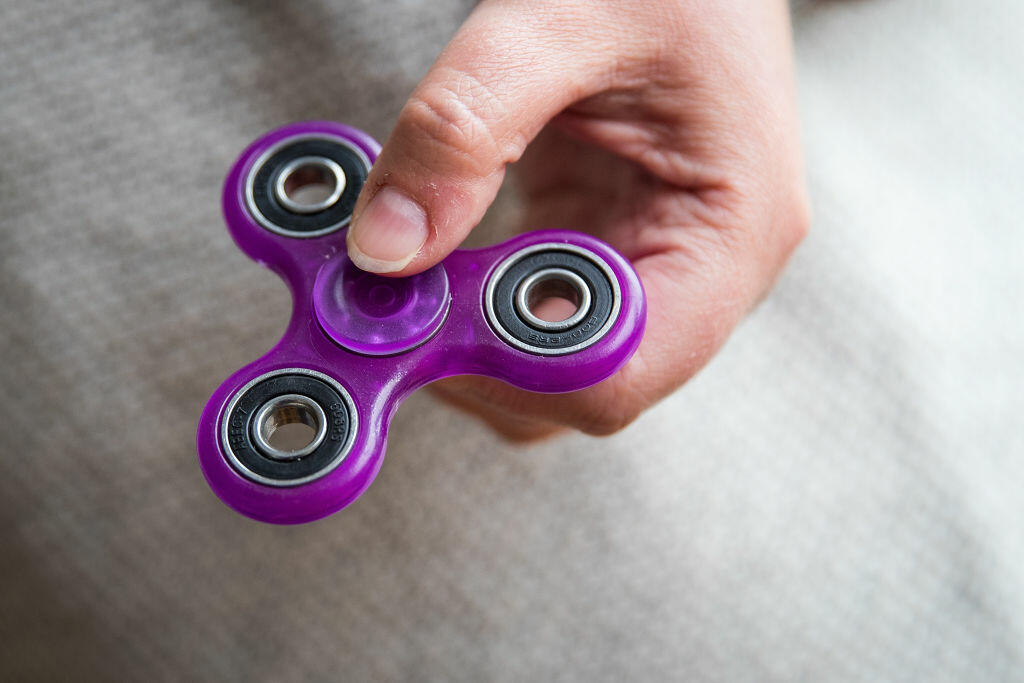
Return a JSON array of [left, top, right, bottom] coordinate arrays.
[[400, 73, 507, 177], [786, 192, 812, 249], [576, 399, 641, 437]]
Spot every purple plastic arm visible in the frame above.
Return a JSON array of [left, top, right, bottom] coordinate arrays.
[[196, 121, 646, 524]]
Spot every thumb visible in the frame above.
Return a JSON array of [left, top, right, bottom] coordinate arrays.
[[346, 1, 609, 275]]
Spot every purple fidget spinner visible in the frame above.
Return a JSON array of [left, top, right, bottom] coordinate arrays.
[[196, 121, 647, 524]]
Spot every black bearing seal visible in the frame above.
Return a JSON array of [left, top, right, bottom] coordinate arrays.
[[484, 243, 621, 355], [221, 369, 357, 486], [245, 136, 371, 237]]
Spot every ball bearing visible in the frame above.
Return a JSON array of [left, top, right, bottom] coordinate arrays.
[[484, 243, 621, 355], [220, 368, 358, 486], [244, 135, 371, 238]]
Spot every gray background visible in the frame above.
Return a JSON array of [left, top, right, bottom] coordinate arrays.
[[1, 0, 1022, 680]]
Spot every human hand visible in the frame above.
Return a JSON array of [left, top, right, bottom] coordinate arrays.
[[346, 0, 809, 440]]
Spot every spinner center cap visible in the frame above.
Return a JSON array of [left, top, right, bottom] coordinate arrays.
[[313, 255, 450, 356]]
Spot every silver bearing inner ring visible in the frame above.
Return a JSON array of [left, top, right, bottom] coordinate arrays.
[[514, 267, 593, 332], [273, 156, 346, 214], [251, 393, 328, 461]]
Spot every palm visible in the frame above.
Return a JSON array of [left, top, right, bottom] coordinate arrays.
[[516, 127, 647, 249]]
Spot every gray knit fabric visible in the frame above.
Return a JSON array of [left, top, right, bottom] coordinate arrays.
[[1, 0, 1022, 680]]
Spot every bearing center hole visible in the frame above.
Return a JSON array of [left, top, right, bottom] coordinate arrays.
[[260, 398, 321, 455], [282, 161, 338, 208], [526, 275, 583, 323]]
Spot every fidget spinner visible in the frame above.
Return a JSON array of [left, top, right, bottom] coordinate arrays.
[[196, 121, 646, 524]]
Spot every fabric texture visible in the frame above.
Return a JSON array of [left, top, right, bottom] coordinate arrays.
[[1, 0, 1021, 680]]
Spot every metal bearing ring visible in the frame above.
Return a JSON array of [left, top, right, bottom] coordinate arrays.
[[484, 243, 621, 355], [244, 135, 371, 238], [220, 368, 358, 486]]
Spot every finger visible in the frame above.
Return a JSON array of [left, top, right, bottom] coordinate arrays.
[[345, 1, 626, 275]]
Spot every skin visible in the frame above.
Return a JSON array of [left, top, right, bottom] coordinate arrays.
[[347, 0, 810, 440]]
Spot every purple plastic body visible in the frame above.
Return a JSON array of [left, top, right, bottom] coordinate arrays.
[[196, 121, 646, 524]]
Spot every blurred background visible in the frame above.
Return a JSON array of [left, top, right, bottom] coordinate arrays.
[[1, 0, 1021, 680]]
